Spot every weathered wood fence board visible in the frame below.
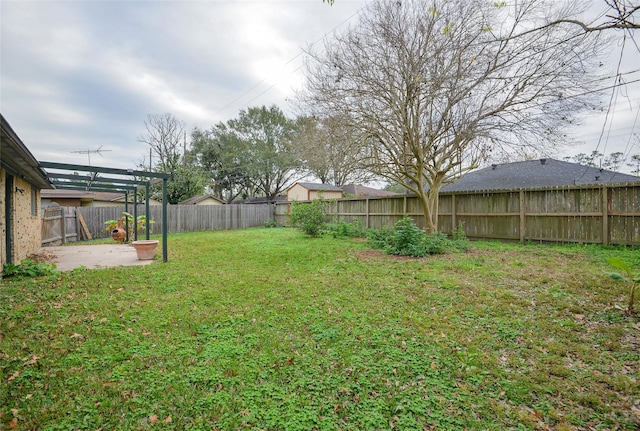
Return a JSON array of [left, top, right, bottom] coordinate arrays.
[[41, 206, 78, 245], [275, 182, 640, 245], [71, 204, 273, 240]]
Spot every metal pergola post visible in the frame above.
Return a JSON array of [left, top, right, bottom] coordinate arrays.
[[145, 182, 151, 240], [162, 178, 168, 263]]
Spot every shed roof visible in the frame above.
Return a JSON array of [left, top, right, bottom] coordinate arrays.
[[442, 158, 640, 192], [179, 194, 225, 205], [289, 182, 344, 192]]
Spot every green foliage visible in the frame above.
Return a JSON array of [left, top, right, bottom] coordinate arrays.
[[192, 105, 300, 202], [104, 212, 155, 242], [2, 259, 59, 278], [263, 219, 278, 228], [328, 219, 367, 238], [606, 257, 639, 315], [287, 199, 330, 237], [452, 222, 466, 241], [368, 216, 467, 257], [450, 222, 470, 252]]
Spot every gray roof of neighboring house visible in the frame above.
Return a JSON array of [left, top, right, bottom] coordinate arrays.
[[441, 158, 640, 192], [1, 113, 51, 189], [179, 195, 224, 205], [292, 182, 344, 192], [341, 184, 399, 197]]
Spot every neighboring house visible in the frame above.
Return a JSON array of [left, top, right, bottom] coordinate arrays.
[[441, 158, 640, 192], [341, 184, 399, 198], [1, 114, 51, 268], [41, 189, 161, 208], [287, 182, 344, 201], [233, 195, 287, 205], [179, 194, 225, 205]]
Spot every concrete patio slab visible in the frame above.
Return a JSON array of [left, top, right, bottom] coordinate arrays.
[[37, 244, 156, 272]]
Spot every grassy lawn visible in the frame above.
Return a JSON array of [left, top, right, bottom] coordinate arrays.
[[1, 228, 638, 430]]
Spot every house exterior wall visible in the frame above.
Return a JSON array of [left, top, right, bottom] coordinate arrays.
[[84, 200, 127, 208], [194, 197, 223, 205], [309, 190, 343, 201], [0, 168, 6, 269], [287, 184, 343, 201], [287, 184, 309, 201], [1, 172, 42, 267], [13, 177, 41, 262]]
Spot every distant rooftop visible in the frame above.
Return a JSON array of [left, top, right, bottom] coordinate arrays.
[[442, 158, 640, 192], [293, 182, 344, 192]]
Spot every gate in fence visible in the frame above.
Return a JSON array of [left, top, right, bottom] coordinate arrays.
[[41, 205, 92, 246]]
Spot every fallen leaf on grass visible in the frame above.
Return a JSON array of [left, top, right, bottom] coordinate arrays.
[[149, 415, 158, 424], [22, 355, 43, 367], [7, 371, 20, 381], [164, 416, 172, 423]]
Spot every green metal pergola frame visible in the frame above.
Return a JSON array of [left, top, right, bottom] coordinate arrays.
[[39, 161, 171, 263]]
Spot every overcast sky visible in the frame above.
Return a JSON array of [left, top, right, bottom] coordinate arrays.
[[1, 0, 639, 175]]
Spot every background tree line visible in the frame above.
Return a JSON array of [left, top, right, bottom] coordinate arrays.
[[137, 107, 373, 204]]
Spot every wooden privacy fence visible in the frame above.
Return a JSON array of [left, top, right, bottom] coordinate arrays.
[[73, 204, 273, 240], [41, 206, 88, 245], [274, 182, 640, 245]]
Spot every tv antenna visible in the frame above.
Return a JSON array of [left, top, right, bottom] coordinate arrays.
[[71, 145, 112, 165]]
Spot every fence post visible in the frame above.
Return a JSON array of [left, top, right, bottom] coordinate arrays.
[[60, 207, 67, 244], [602, 186, 608, 245], [365, 198, 370, 229], [519, 190, 525, 243]]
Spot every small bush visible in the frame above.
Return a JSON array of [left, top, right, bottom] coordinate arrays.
[[450, 222, 470, 252], [368, 226, 395, 250], [390, 216, 428, 256], [263, 219, 278, 228], [368, 216, 468, 257], [329, 219, 367, 238], [287, 199, 330, 237], [2, 259, 60, 278]]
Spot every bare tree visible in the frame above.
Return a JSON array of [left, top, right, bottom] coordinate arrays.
[[138, 113, 187, 174], [138, 113, 207, 203], [294, 115, 375, 186], [300, 0, 607, 232]]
